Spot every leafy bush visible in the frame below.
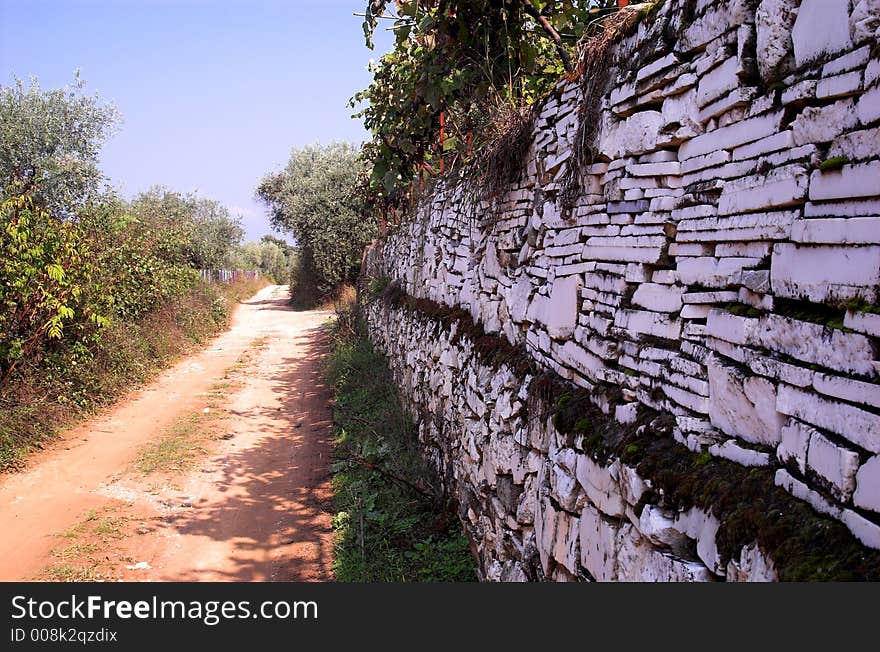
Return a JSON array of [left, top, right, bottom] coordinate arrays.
[[0, 189, 107, 383], [128, 186, 245, 271], [0, 276, 264, 471]]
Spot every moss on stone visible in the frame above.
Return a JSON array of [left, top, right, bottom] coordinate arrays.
[[372, 283, 880, 581], [818, 156, 849, 172], [842, 296, 880, 316]]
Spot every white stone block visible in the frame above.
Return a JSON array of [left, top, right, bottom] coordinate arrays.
[[705, 309, 755, 345], [708, 439, 773, 466], [698, 86, 757, 123], [726, 543, 778, 582], [791, 0, 853, 66], [671, 242, 715, 257], [806, 197, 880, 217], [792, 99, 859, 145], [758, 314, 878, 377], [550, 461, 583, 513], [673, 507, 723, 574], [578, 502, 618, 581], [813, 372, 880, 409], [678, 210, 799, 236], [823, 45, 872, 77], [732, 130, 794, 160], [790, 217, 880, 244], [708, 360, 784, 446], [868, 58, 880, 87], [636, 504, 692, 550], [632, 283, 684, 313], [599, 111, 665, 158], [536, 497, 558, 575], [777, 384, 880, 454], [777, 418, 815, 473], [756, 0, 798, 82], [557, 341, 605, 382], [829, 126, 880, 161], [816, 71, 863, 100], [807, 431, 860, 500], [770, 243, 880, 303], [682, 290, 740, 304], [552, 512, 581, 575], [679, 111, 783, 160], [716, 242, 773, 258], [676, 256, 761, 287], [506, 275, 533, 323], [717, 167, 809, 214], [582, 245, 666, 264], [638, 53, 681, 81], [775, 468, 842, 518], [543, 274, 581, 339], [681, 304, 713, 319], [782, 79, 817, 105], [576, 456, 625, 518], [810, 161, 880, 201], [853, 455, 880, 512], [663, 383, 710, 413], [628, 161, 681, 177], [697, 57, 741, 107], [616, 529, 714, 581], [614, 309, 682, 340], [842, 509, 880, 549], [850, 0, 880, 44], [844, 310, 880, 337], [857, 85, 880, 125], [681, 149, 731, 174]]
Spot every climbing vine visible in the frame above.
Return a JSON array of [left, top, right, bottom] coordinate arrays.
[[353, 0, 620, 220]]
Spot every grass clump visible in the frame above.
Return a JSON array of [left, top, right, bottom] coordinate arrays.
[[327, 305, 476, 582], [39, 507, 131, 581], [135, 413, 210, 475]]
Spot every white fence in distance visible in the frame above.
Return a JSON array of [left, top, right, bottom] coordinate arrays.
[[198, 269, 260, 284]]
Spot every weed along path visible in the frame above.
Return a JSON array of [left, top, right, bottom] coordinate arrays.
[[0, 285, 336, 581]]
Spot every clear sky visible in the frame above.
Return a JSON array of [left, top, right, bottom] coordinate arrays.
[[0, 0, 393, 241]]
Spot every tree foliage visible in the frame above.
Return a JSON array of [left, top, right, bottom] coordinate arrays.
[[0, 73, 120, 215], [128, 186, 245, 270], [233, 236, 296, 283], [353, 0, 618, 214], [256, 143, 375, 300]]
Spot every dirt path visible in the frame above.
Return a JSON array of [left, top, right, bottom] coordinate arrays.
[[0, 285, 336, 581]]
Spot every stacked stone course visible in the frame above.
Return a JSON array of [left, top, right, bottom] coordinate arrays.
[[362, 0, 880, 580]]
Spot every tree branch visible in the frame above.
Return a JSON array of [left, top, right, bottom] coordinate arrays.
[[522, 0, 573, 72]]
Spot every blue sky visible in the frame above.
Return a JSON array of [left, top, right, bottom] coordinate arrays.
[[0, 0, 393, 240]]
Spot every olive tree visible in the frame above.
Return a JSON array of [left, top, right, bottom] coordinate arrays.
[[128, 186, 244, 270], [0, 73, 120, 214], [256, 142, 375, 301]]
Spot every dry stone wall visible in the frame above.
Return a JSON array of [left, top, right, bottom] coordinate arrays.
[[361, 0, 880, 580]]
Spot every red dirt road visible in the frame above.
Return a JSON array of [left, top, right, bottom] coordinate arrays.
[[0, 285, 336, 581]]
